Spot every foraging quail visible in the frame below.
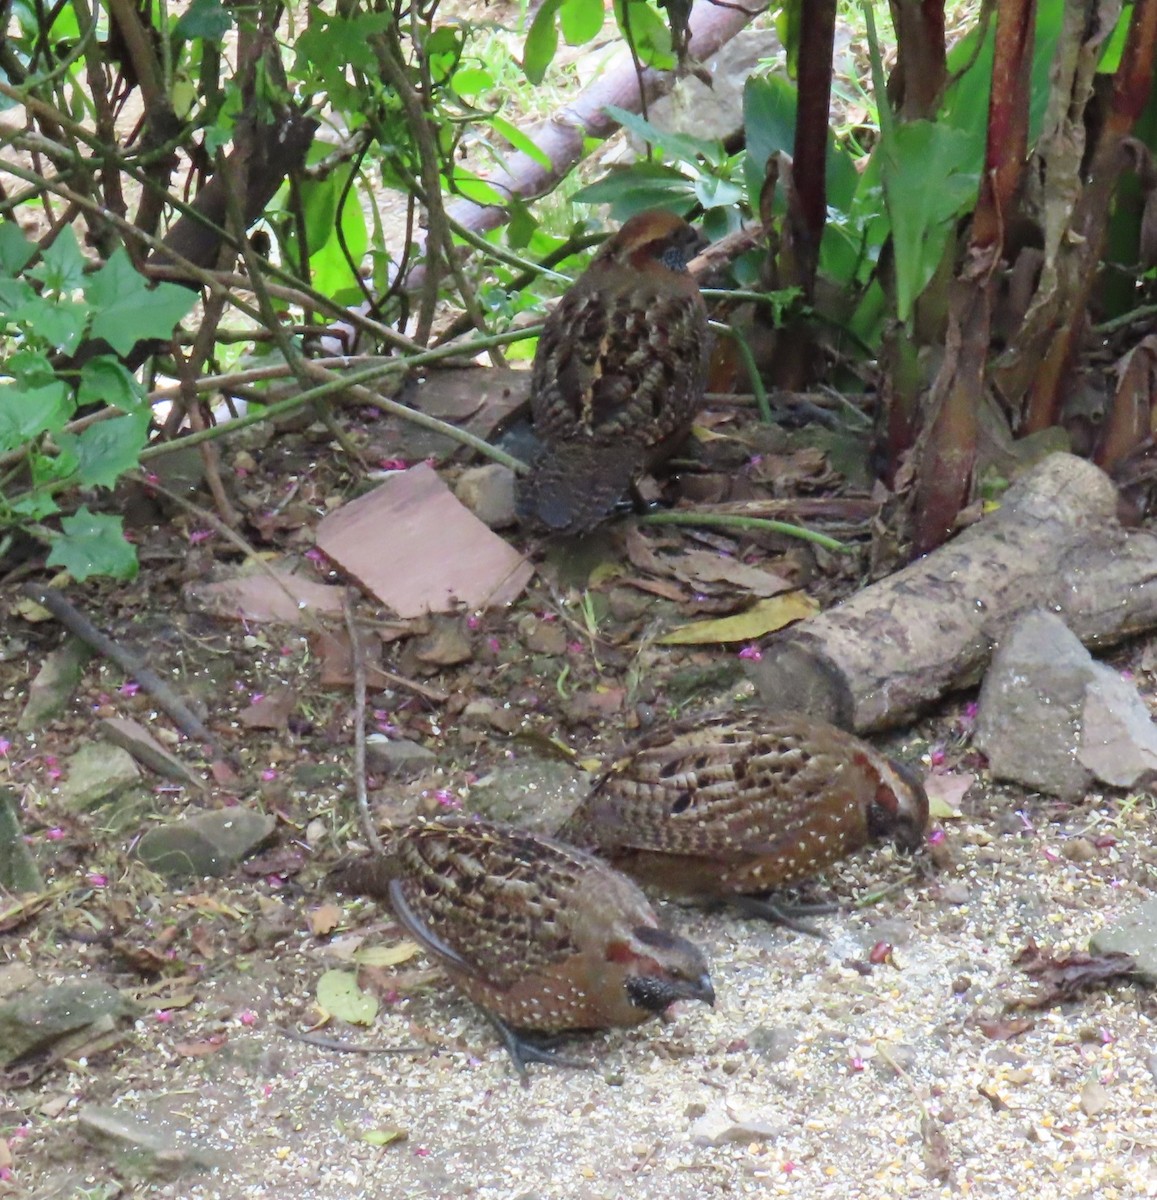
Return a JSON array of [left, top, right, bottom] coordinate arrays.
[[556, 711, 929, 925], [330, 816, 714, 1079], [515, 208, 711, 535]]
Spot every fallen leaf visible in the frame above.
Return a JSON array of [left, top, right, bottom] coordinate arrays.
[[183, 565, 344, 625], [362, 1127, 408, 1147], [174, 1036, 228, 1057], [238, 686, 296, 730], [310, 904, 344, 938], [1009, 940, 1139, 1009], [658, 592, 819, 644], [977, 1017, 1035, 1040], [353, 941, 421, 968], [317, 968, 379, 1026], [671, 549, 793, 597], [925, 772, 975, 819]]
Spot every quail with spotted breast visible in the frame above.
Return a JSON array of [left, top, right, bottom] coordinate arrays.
[[515, 208, 711, 535], [556, 711, 929, 927], [330, 816, 715, 1080]]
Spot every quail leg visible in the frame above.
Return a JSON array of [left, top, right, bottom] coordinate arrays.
[[729, 893, 840, 937], [480, 1010, 593, 1086]]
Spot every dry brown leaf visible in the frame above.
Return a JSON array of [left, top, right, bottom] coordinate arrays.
[[310, 903, 344, 938]]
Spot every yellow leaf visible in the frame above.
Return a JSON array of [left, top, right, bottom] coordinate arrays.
[[309, 903, 343, 937], [353, 940, 421, 967], [658, 591, 819, 645]]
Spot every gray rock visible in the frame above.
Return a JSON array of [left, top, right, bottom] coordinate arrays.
[[60, 742, 141, 810], [975, 609, 1157, 798], [78, 1105, 220, 1178], [18, 638, 92, 730], [1076, 662, 1157, 787], [99, 717, 206, 790], [469, 759, 591, 833], [1090, 897, 1157, 985], [0, 788, 43, 892], [455, 464, 517, 529], [136, 808, 275, 877], [365, 736, 437, 778], [0, 980, 135, 1067]]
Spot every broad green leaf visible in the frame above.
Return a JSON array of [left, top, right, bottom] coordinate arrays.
[[445, 169, 508, 208], [604, 105, 722, 167], [4, 349, 55, 387], [523, 0, 563, 84], [57, 411, 150, 489], [613, 0, 674, 71], [693, 174, 743, 211], [12, 294, 89, 352], [560, 0, 605, 44], [658, 592, 818, 644], [78, 357, 147, 412], [84, 249, 197, 354], [174, 0, 233, 40], [28, 226, 86, 293], [0, 380, 72, 451], [451, 66, 494, 98], [0, 223, 35, 274], [46, 507, 138, 582], [0, 277, 36, 315], [879, 121, 977, 323], [489, 115, 552, 171], [573, 163, 696, 219], [316, 968, 379, 1026]]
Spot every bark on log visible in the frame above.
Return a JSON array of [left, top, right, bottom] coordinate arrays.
[[748, 453, 1157, 732]]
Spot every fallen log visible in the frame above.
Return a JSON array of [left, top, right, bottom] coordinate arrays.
[[747, 453, 1157, 732]]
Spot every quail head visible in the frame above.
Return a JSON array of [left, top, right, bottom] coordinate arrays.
[[556, 711, 929, 927], [330, 816, 714, 1080], [515, 208, 711, 536]]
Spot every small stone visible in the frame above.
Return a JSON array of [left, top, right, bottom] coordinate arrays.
[[461, 699, 522, 734], [136, 809, 275, 877], [1062, 837, 1097, 863], [60, 743, 141, 810], [1079, 1079, 1110, 1117], [454, 464, 517, 529], [99, 717, 205, 789], [951, 976, 971, 994], [939, 881, 971, 905], [364, 736, 437, 778], [689, 1103, 783, 1147], [78, 1105, 220, 1178], [745, 1025, 798, 1062], [1089, 897, 1157, 985], [518, 616, 568, 657], [412, 619, 473, 666], [684, 1102, 707, 1119]]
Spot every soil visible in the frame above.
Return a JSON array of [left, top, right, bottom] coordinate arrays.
[[3, 404, 1157, 1200]]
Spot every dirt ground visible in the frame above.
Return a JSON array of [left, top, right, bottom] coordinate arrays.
[[3, 404, 1157, 1200]]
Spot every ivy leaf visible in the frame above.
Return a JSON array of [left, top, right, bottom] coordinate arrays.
[[174, 0, 233, 40], [84, 249, 197, 354], [46, 507, 138, 582], [77, 357, 147, 412], [57, 411, 150, 489], [12, 294, 90, 352], [28, 226, 86, 293], [0, 223, 36, 275], [316, 969, 379, 1026], [0, 381, 72, 452]]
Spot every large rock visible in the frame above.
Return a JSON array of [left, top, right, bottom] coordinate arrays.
[[60, 743, 141, 810], [974, 610, 1157, 799], [0, 980, 135, 1067], [135, 808, 275, 877]]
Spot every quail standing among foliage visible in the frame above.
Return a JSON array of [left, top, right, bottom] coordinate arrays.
[[331, 816, 715, 1080], [556, 712, 929, 926], [515, 208, 712, 535]]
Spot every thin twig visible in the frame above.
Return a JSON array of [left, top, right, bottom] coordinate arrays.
[[275, 1026, 425, 1055], [344, 590, 382, 854], [21, 583, 216, 747], [636, 510, 850, 552]]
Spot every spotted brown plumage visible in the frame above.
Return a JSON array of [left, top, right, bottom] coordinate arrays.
[[515, 209, 711, 535], [330, 816, 714, 1079], [556, 712, 929, 924]]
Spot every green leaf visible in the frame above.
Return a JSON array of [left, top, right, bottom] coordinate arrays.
[[84, 249, 197, 354], [4, 349, 56, 387], [362, 1128, 408, 1147], [451, 66, 494, 98], [46, 507, 138, 582], [77, 357, 147, 412], [604, 104, 722, 166], [0, 381, 72, 452], [560, 0, 605, 44], [523, 0, 563, 84], [28, 226, 86, 293], [878, 121, 977, 323], [743, 73, 797, 174], [693, 174, 743, 211], [57, 411, 150, 489], [573, 163, 696, 219], [0, 277, 36, 316], [0, 223, 35, 275], [316, 968, 379, 1026], [488, 115, 552, 171], [174, 0, 233, 40], [613, 0, 674, 70], [12, 294, 90, 352]]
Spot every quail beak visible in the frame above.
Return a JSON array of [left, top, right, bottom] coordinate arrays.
[[690, 973, 715, 1008]]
